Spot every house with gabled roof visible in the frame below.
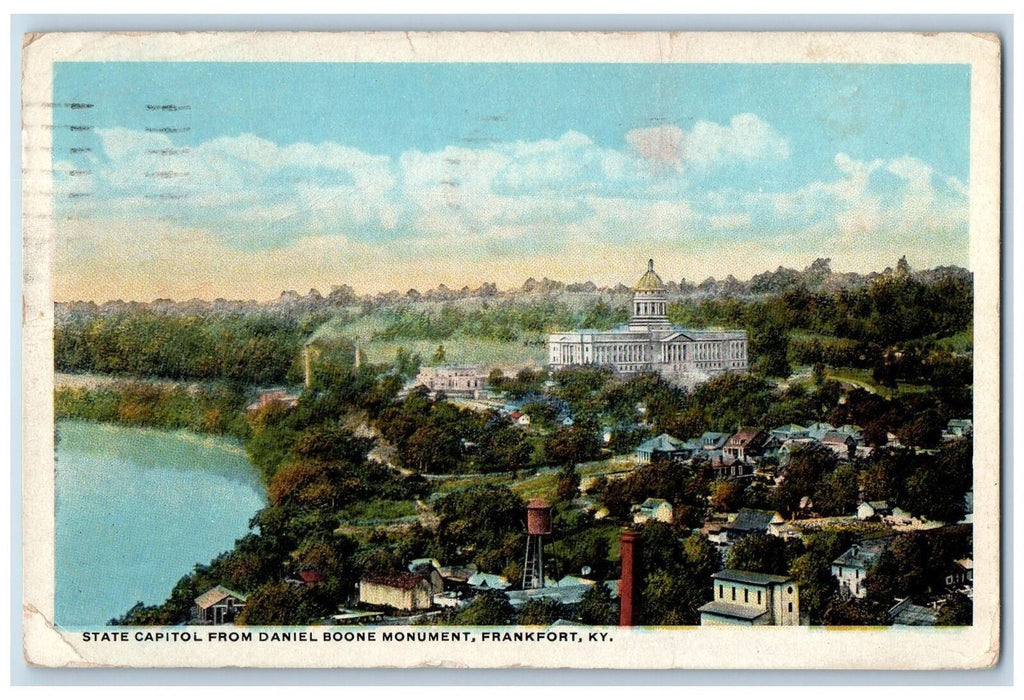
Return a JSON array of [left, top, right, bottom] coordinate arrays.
[[634, 433, 690, 463], [770, 424, 809, 441], [723, 427, 767, 462], [359, 570, 442, 611], [806, 422, 836, 441], [194, 585, 247, 625], [821, 430, 857, 460], [943, 418, 973, 439], [831, 538, 891, 599], [698, 569, 801, 626], [698, 432, 730, 451], [856, 500, 893, 521], [632, 497, 674, 524], [723, 508, 786, 542]]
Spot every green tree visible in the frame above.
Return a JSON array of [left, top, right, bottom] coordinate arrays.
[[576, 582, 616, 625], [518, 598, 568, 625], [789, 529, 853, 624], [453, 590, 516, 625], [556, 463, 581, 502], [813, 463, 860, 517], [936, 592, 972, 626], [725, 534, 794, 576], [237, 582, 330, 625]]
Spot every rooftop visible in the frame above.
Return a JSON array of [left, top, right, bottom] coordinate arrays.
[[726, 508, 783, 533], [832, 538, 891, 570], [361, 571, 427, 591], [711, 569, 792, 586], [633, 259, 666, 292], [697, 601, 770, 621], [194, 585, 247, 609], [636, 433, 686, 453]]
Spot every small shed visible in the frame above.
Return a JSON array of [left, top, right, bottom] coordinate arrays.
[[194, 585, 247, 625]]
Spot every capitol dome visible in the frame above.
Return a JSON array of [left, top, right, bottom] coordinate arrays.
[[634, 259, 666, 292]]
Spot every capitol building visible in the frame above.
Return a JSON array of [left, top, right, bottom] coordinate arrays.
[[547, 260, 748, 389]]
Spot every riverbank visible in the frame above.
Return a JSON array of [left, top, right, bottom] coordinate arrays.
[[55, 420, 266, 627]]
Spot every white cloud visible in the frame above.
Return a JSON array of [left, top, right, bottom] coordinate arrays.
[[625, 115, 789, 174], [686, 113, 790, 166], [61, 123, 964, 276], [625, 125, 685, 171]]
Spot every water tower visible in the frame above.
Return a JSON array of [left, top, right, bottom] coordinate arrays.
[[522, 499, 552, 589]]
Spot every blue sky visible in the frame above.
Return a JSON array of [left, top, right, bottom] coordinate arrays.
[[52, 62, 971, 301]]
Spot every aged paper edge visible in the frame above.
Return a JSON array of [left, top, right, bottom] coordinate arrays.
[[20, 30, 1002, 669]]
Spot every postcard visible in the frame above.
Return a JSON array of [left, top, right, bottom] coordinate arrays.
[[21, 31, 1001, 669]]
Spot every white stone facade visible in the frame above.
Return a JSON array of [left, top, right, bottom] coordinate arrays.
[[410, 365, 489, 398], [547, 260, 748, 389]]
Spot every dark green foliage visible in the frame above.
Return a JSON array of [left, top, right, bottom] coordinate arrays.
[[725, 534, 800, 577], [433, 487, 525, 572], [812, 463, 860, 517], [637, 527, 721, 625], [822, 597, 888, 625], [376, 392, 534, 475], [861, 441, 972, 523], [937, 592, 973, 626], [863, 527, 972, 606], [452, 590, 516, 625], [236, 581, 333, 625], [598, 457, 711, 528], [555, 463, 581, 502], [575, 581, 617, 625], [789, 529, 855, 624], [517, 598, 569, 626], [373, 298, 627, 345], [56, 383, 250, 438], [774, 444, 839, 517], [56, 311, 305, 384], [543, 421, 601, 467]]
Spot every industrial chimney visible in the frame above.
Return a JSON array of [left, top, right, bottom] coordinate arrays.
[[523, 499, 552, 589], [619, 529, 641, 627]]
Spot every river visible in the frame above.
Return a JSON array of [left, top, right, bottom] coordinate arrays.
[[55, 420, 266, 628]]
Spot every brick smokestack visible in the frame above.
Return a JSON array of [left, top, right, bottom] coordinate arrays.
[[619, 530, 641, 627]]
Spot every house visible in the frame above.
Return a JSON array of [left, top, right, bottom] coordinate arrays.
[[831, 539, 891, 599], [777, 438, 817, 465], [698, 569, 801, 626], [698, 432, 730, 451], [297, 570, 323, 585], [634, 433, 690, 463], [837, 424, 864, 441], [508, 411, 532, 426], [466, 572, 511, 591], [805, 422, 836, 441], [943, 418, 973, 439], [408, 557, 442, 573], [946, 559, 974, 588], [821, 431, 858, 460], [855, 501, 893, 521], [632, 498, 674, 524], [194, 585, 247, 624], [723, 509, 786, 542], [407, 560, 446, 592], [888, 598, 938, 626], [770, 424, 809, 441], [359, 571, 443, 611], [711, 453, 754, 478], [723, 427, 766, 462]]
